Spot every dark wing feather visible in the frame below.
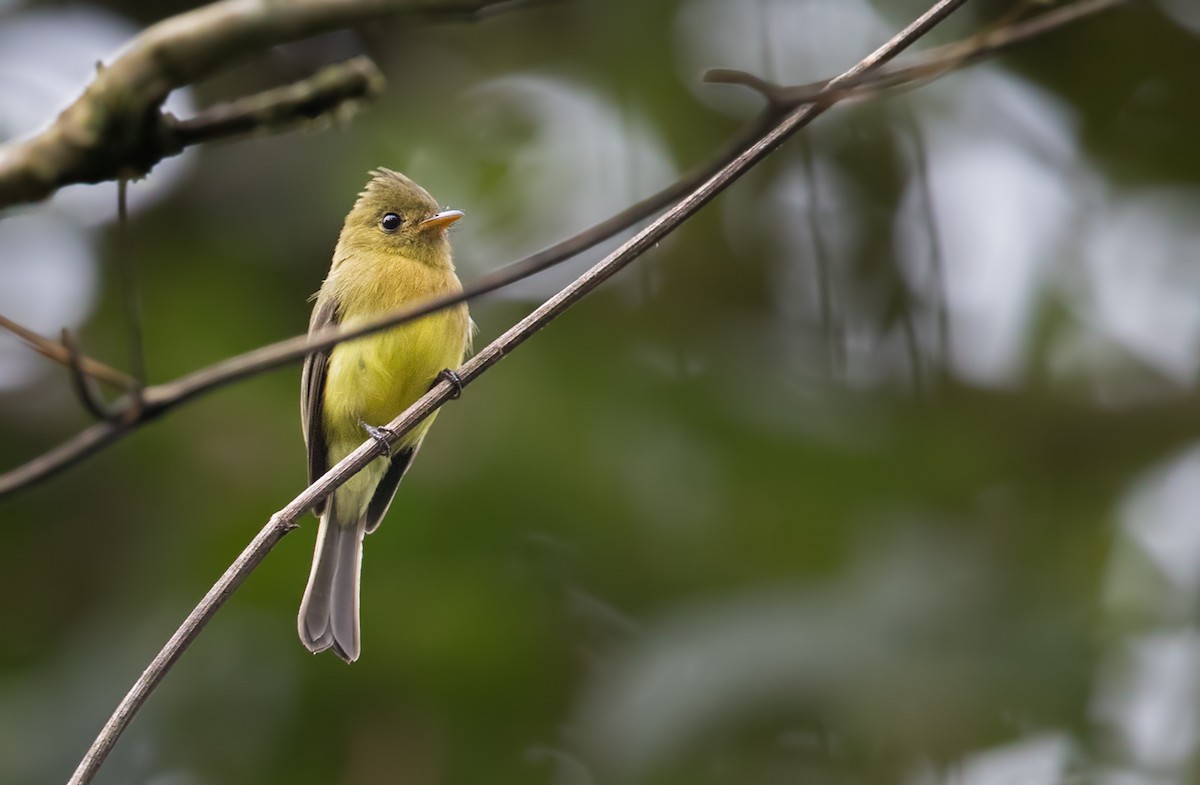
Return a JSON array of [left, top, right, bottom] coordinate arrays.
[[301, 296, 340, 516], [364, 443, 418, 534]]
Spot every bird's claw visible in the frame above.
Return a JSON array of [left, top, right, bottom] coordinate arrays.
[[361, 422, 395, 456], [435, 368, 463, 400]]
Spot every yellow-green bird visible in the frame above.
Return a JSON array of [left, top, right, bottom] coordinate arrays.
[[299, 169, 470, 662]]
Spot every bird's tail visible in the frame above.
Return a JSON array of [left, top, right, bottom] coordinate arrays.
[[298, 501, 364, 663]]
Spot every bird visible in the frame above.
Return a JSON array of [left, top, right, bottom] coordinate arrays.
[[298, 168, 470, 662]]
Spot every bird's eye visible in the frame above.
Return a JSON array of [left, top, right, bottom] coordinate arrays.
[[380, 213, 403, 233]]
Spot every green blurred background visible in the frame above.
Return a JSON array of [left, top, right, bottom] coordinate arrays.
[[3, 0, 1200, 783]]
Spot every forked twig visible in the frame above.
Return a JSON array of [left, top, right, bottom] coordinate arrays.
[[0, 314, 133, 390], [703, 0, 1129, 108]]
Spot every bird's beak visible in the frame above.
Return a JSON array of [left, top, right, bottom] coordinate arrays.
[[419, 210, 464, 232]]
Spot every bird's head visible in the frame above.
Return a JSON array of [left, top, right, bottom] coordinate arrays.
[[338, 168, 463, 267]]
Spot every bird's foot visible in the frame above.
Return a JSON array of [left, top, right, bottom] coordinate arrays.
[[361, 422, 395, 456], [434, 368, 463, 400]]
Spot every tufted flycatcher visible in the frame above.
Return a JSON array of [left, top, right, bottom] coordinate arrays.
[[298, 168, 470, 662]]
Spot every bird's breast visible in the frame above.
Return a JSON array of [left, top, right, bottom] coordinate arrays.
[[321, 257, 467, 447]]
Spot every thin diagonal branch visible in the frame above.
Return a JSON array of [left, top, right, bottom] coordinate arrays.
[[0, 0, 547, 210], [0, 314, 133, 390], [68, 5, 974, 782], [0, 0, 1127, 499]]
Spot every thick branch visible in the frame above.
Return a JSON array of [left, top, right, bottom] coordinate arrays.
[[0, 0, 537, 210], [67, 2, 972, 782], [0, 0, 1128, 498]]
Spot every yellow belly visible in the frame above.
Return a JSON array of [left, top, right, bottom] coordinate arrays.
[[322, 308, 466, 517], [325, 308, 464, 438]]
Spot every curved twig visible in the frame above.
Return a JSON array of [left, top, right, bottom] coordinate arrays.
[[704, 0, 1131, 109], [0, 314, 133, 390], [61, 330, 118, 421]]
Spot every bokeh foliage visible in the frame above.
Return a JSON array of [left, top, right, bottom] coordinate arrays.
[[2, 1, 1200, 784]]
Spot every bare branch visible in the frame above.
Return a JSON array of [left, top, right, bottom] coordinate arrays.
[[0, 0, 1127, 498], [0, 0, 544, 210], [68, 513, 299, 785], [0, 314, 133, 390], [704, 0, 1131, 109], [67, 2, 973, 781], [703, 69, 796, 108], [167, 56, 385, 146], [61, 330, 119, 421]]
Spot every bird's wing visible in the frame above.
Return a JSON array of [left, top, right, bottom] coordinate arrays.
[[302, 295, 340, 516], [364, 442, 419, 534]]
